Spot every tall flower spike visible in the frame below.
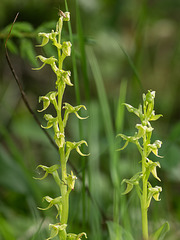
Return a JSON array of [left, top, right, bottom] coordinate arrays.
[[34, 11, 88, 240]]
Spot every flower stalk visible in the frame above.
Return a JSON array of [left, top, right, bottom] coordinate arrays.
[[33, 11, 88, 240], [117, 90, 163, 239]]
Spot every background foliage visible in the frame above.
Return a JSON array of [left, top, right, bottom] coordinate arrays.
[[0, 0, 180, 239]]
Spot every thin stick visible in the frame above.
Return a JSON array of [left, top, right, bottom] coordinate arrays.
[[5, 14, 57, 150]]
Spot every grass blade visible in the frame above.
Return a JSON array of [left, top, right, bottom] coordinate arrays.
[[86, 46, 118, 186], [65, 0, 87, 225]]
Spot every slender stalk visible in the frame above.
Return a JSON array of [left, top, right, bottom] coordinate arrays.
[[141, 181, 148, 240], [141, 135, 148, 239], [58, 17, 63, 70], [141, 176, 148, 239], [60, 148, 68, 223], [57, 17, 69, 239]]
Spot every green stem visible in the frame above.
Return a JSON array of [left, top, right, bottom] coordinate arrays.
[[57, 81, 65, 131], [57, 84, 68, 240], [58, 17, 63, 70], [57, 18, 69, 240], [141, 141, 148, 240], [60, 148, 68, 223], [141, 177, 148, 239]]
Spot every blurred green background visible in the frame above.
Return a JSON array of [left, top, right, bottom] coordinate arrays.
[[0, 0, 180, 239]]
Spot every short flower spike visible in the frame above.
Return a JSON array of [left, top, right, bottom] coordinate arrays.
[[117, 90, 166, 239]]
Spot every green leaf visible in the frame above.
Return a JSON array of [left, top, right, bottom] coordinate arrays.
[[151, 221, 170, 240], [0, 214, 16, 240], [116, 79, 127, 133], [35, 21, 57, 34], [13, 22, 34, 32], [2, 25, 21, 38], [20, 38, 38, 66], [6, 39, 18, 54], [107, 221, 134, 240], [2, 22, 34, 38]]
